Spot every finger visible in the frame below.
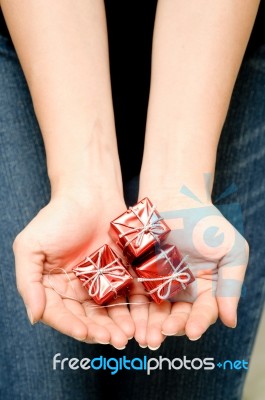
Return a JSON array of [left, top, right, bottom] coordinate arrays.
[[162, 301, 192, 336], [42, 289, 88, 340], [185, 291, 218, 340], [216, 265, 247, 328], [107, 296, 135, 339], [63, 298, 110, 344], [217, 239, 249, 328], [129, 294, 150, 347], [146, 301, 171, 350], [83, 301, 128, 349], [13, 236, 46, 324]]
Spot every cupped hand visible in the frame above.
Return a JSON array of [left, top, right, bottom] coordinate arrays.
[[129, 194, 249, 349], [13, 191, 135, 349]]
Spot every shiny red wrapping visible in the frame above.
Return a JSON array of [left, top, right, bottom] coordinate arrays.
[[110, 197, 170, 262], [72, 244, 133, 305], [135, 244, 195, 304]]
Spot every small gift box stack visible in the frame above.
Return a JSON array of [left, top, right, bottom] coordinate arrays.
[[72, 197, 195, 305]]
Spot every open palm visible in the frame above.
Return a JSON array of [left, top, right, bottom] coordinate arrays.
[[129, 197, 249, 349], [13, 194, 135, 349]]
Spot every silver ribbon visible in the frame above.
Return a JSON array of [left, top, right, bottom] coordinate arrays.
[[137, 252, 191, 300], [119, 204, 165, 249], [74, 249, 126, 297]]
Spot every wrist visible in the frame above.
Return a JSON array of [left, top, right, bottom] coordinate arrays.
[[139, 170, 215, 208], [46, 124, 123, 199], [139, 171, 214, 203], [49, 151, 123, 201], [139, 137, 217, 204]]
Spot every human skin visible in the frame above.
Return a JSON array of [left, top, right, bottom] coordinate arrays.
[[130, 0, 259, 348], [1, 0, 134, 349], [1, 0, 260, 349]]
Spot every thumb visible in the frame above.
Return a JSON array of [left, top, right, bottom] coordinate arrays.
[[13, 233, 46, 324], [216, 238, 249, 328]]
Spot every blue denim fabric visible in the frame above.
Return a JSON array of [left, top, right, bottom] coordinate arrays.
[[0, 34, 264, 400]]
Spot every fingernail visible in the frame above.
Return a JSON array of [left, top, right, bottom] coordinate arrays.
[[113, 345, 126, 350], [139, 344, 148, 348], [189, 335, 202, 341], [162, 331, 173, 335], [232, 317, 237, 329], [25, 305, 34, 325], [128, 336, 133, 340], [148, 345, 160, 351], [97, 341, 110, 345], [73, 337, 87, 342], [162, 331, 179, 336]]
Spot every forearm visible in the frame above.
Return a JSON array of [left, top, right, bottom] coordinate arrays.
[[1, 0, 122, 197], [140, 0, 260, 201]]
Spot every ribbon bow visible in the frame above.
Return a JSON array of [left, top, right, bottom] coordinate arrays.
[[74, 249, 126, 297], [137, 253, 191, 300], [119, 204, 165, 249]]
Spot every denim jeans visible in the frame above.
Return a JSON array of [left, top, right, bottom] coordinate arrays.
[[0, 33, 264, 400]]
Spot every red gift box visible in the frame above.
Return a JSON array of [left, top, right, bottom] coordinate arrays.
[[135, 244, 195, 304], [72, 244, 133, 305], [110, 197, 170, 262]]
